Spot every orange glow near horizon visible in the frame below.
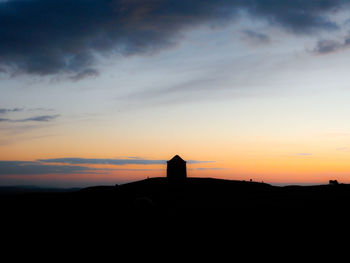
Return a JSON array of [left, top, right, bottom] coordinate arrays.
[[0, 153, 349, 186], [1, 121, 350, 186]]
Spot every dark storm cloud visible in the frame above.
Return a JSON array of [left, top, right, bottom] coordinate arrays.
[[0, 0, 348, 77], [39, 158, 214, 165], [244, 0, 343, 33], [0, 114, 59, 122]]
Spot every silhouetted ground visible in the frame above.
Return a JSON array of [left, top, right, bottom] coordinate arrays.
[[2, 177, 350, 246], [0, 178, 350, 228], [0, 178, 350, 254]]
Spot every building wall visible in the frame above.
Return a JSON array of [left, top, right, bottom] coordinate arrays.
[[167, 161, 187, 182]]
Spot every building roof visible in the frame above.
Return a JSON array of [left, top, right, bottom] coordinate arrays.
[[167, 155, 186, 163]]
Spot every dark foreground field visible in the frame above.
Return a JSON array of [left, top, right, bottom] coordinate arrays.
[[2, 178, 350, 228], [3, 177, 350, 252]]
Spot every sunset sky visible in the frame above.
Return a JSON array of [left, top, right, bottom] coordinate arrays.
[[2, 0, 350, 187]]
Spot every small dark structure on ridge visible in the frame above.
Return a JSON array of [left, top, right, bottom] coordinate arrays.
[[167, 155, 187, 183], [329, 180, 339, 185]]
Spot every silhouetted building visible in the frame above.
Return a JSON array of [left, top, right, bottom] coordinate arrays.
[[329, 180, 339, 185], [167, 155, 187, 183]]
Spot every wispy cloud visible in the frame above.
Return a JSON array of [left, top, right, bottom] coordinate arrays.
[[295, 153, 313, 156], [21, 115, 60, 122], [336, 147, 349, 152], [39, 158, 166, 166], [190, 167, 225, 171], [69, 68, 99, 82], [118, 75, 231, 110], [0, 158, 213, 176], [0, 108, 24, 114], [27, 108, 55, 112], [313, 34, 350, 55], [0, 114, 60, 123], [0, 161, 101, 175], [319, 132, 350, 137], [241, 30, 270, 44], [187, 160, 215, 164], [38, 157, 214, 165]]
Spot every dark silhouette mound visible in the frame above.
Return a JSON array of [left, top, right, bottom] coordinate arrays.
[[3, 178, 350, 225], [3, 176, 350, 251]]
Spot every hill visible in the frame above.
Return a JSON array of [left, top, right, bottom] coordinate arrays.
[[3, 178, 350, 216], [2, 177, 350, 236]]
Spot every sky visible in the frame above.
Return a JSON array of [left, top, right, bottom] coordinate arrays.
[[2, 0, 350, 187]]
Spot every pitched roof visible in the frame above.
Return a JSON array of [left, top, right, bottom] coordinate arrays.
[[167, 155, 186, 163]]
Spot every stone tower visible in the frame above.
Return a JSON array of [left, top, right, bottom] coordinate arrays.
[[167, 155, 187, 183]]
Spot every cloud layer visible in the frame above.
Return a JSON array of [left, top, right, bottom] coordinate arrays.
[[0, 158, 214, 176], [0, 161, 99, 175], [314, 35, 350, 54], [39, 157, 214, 165], [241, 30, 270, 44], [0, 0, 347, 78], [0, 108, 23, 114], [295, 153, 313, 156], [0, 114, 59, 122]]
